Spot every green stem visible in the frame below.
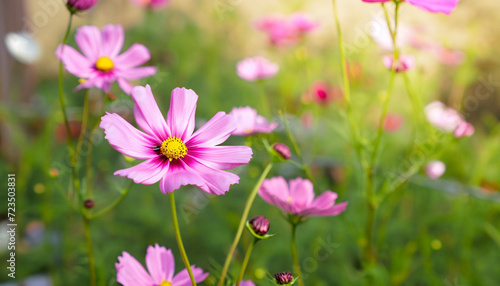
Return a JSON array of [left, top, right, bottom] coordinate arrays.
[[82, 216, 96, 286], [218, 162, 273, 286], [88, 181, 134, 220], [291, 223, 304, 286], [169, 191, 197, 286], [235, 238, 257, 286]]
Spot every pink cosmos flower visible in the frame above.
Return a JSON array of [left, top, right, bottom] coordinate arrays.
[[383, 54, 415, 72], [454, 121, 474, 138], [424, 101, 463, 132], [67, 0, 98, 12], [56, 24, 156, 95], [425, 45, 465, 66], [229, 106, 278, 136], [100, 85, 253, 195], [362, 0, 459, 14], [237, 281, 256, 286], [258, 177, 348, 217], [255, 12, 318, 47], [424, 160, 446, 179], [129, 0, 171, 10], [116, 244, 208, 286], [236, 56, 279, 82], [302, 81, 343, 105]]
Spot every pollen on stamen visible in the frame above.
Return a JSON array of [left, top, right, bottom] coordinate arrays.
[[160, 137, 187, 161], [95, 56, 114, 72]]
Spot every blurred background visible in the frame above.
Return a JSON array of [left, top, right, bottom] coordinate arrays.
[[1, 0, 500, 285]]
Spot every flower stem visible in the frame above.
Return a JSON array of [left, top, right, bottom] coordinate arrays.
[[218, 162, 273, 286], [235, 238, 257, 286], [291, 223, 304, 286], [169, 191, 197, 286], [88, 181, 134, 220], [82, 216, 96, 286]]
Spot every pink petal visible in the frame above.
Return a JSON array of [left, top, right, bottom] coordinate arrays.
[[117, 78, 134, 95], [302, 191, 344, 216], [115, 43, 151, 68], [408, 0, 459, 14], [101, 24, 124, 57], [167, 88, 198, 140], [116, 251, 155, 286], [55, 45, 93, 78], [186, 112, 236, 147], [258, 177, 296, 214], [100, 112, 159, 159], [171, 265, 209, 286], [159, 160, 205, 194], [145, 244, 175, 284], [187, 146, 252, 169], [75, 25, 102, 62], [116, 66, 157, 80], [306, 201, 348, 217], [288, 178, 315, 213], [114, 157, 168, 185], [239, 280, 256, 286], [131, 85, 170, 141]]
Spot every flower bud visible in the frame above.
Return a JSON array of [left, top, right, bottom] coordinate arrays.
[[425, 160, 445, 180], [67, 0, 98, 13], [273, 143, 291, 160], [274, 271, 294, 285], [84, 199, 95, 209], [249, 215, 270, 236], [453, 121, 474, 138]]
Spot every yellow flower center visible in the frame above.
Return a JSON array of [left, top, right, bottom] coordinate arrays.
[[159, 281, 172, 286], [160, 137, 187, 161], [95, 56, 114, 72]]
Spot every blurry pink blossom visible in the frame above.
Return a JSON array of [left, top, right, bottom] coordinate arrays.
[[67, 0, 97, 12], [258, 177, 348, 218], [362, 0, 459, 14], [255, 12, 318, 47], [56, 25, 156, 94], [454, 121, 474, 138], [301, 111, 314, 129], [116, 244, 208, 286], [229, 106, 278, 136], [237, 281, 256, 286], [383, 113, 404, 133], [302, 81, 343, 105], [425, 160, 446, 179], [129, 0, 171, 9], [425, 45, 465, 66], [424, 101, 463, 132], [236, 56, 279, 82], [383, 54, 415, 72]]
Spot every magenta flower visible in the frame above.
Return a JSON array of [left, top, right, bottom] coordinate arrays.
[[302, 81, 343, 105], [258, 177, 348, 217], [425, 160, 446, 179], [229, 106, 278, 136], [362, 0, 459, 14], [237, 281, 256, 286], [100, 85, 253, 195], [236, 57, 279, 82], [56, 24, 156, 94], [116, 244, 208, 286], [454, 121, 474, 138], [129, 0, 171, 9], [255, 12, 318, 47], [425, 45, 465, 66], [67, 0, 98, 12], [424, 101, 473, 138], [383, 54, 415, 72]]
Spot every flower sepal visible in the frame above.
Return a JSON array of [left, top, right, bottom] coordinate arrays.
[[245, 220, 276, 240]]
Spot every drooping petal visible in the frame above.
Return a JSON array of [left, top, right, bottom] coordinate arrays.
[[75, 25, 102, 62], [55, 45, 94, 78], [101, 24, 124, 57], [131, 85, 170, 141], [115, 43, 151, 68], [100, 112, 159, 159], [171, 266, 209, 286], [116, 251, 155, 286], [116, 66, 157, 80], [145, 244, 175, 284], [187, 146, 252, 169], [288, 178, 315, 213], [407, 0, 459, 14], [114, 157, 168, 185], [166, 88, 198, 140], [186, 112, 236, 147]]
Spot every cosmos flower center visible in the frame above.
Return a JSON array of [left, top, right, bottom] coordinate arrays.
[[95, 56, 114, 72], [160, 137, 187, 161], [159, 281, 172, 286]]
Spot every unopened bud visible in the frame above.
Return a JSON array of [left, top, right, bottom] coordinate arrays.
[[274, 271, 294, 285], [273, 143, 291, 160], [249, 215, 269, 236], [67, 0, 98, 13], [84, 199, 95, 209]]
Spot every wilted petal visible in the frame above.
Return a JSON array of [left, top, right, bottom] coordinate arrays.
[[116, 252, 154, 286]]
